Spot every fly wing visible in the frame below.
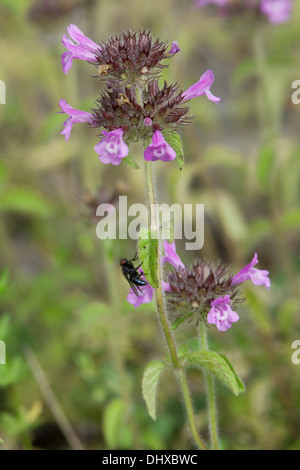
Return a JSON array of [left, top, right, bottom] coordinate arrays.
[[128, 279, 144, 297]]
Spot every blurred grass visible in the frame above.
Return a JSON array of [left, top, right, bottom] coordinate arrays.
[[0, 0, 300, 450]]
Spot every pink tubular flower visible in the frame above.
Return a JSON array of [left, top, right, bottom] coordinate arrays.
[[207, 295, 239, 332], [94, 128, 129, 165], [260, 0, 292, 24], [126, 274, 171, 307], [61, 24, 99, 74], [231, 253, 271, 289], [167, 41, 180, 54], [59, 99, 94, 141], [127, 281, 154, 308], [144, 130, 176, 162], [162, 240, 185, 269], [182, 70, 221, 104]]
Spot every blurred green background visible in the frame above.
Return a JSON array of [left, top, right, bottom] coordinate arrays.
[[0, 0, 300, 450]]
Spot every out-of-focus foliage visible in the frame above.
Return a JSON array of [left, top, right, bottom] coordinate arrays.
[[0, 0, 299, 450]]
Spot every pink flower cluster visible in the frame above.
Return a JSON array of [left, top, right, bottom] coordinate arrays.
[[260, 0, 292, 24], [59, 25, 220, 165], [128, 241, 271, 333], [195, 0, 293, 24]]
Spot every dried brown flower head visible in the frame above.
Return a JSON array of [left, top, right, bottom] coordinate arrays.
[[94, 30, 169, 84]]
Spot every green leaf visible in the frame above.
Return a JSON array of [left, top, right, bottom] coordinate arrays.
[[163, 131, 184, 170], [142, 360, 166, 420], [183, 350, 245, 396], [122, 153, 139, 169], [138, 228, 159, 288]]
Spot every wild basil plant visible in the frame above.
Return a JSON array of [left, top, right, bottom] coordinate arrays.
[[59, 26, 270, 450]]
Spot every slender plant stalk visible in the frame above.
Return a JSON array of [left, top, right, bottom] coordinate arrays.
[[199, 323, 220, 450], [23, 345, 85, 450], [144, 160, 207, 451]]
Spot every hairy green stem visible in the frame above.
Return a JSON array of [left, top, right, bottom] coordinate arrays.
[[199, 323, 219, 450], [144, 160, 207, 450]]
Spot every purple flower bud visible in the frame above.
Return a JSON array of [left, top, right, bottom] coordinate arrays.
[[162, 240, 185, 269], [182, 69, 221, 104], [167, 41, 180, 54], [231, 253, 271, 289], [94, 128, 129, 165], [61, 24, 99, 74], [59, 99, 94, 141], [207, 295, 239, 332], [143, 117, 152, 127], [260, 0, 292, 24], [144, 130, 176, 162]]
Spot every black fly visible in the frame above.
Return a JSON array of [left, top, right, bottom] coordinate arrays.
[[120, 253, 147, 297]]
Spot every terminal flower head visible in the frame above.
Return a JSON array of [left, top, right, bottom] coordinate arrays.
[[59, 28, 220, 163]]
